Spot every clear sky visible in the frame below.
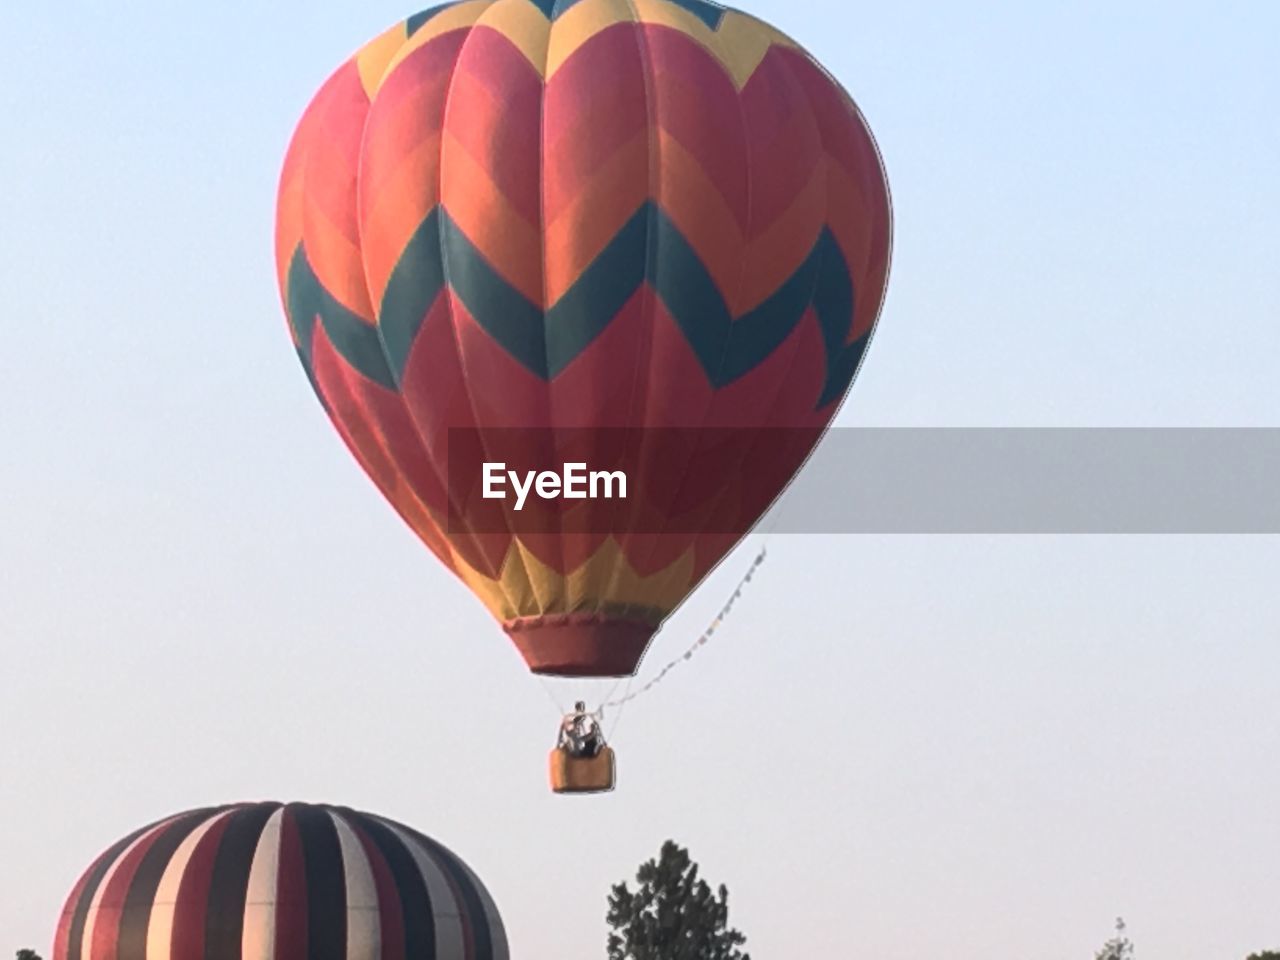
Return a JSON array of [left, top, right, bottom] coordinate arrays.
[[1, 1, 1277, 957]]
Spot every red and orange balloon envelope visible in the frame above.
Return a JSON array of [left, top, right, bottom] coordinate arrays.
[[275, 0, 891, 677]]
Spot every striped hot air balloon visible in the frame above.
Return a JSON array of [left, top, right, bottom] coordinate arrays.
[[276, 0, 892, 677], [53, 803, 508, 960]]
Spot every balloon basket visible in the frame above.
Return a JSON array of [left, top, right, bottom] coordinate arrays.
[[549, 746, 616, 795]]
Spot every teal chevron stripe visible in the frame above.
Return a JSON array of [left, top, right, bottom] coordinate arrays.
[[287, 202, 866, 409], [647, 210, 865, 401], [647, 207, 824, 385], [438, 213, 548, 377], [542, 206, 651, 375], [544, 0, 727, 27], [654, 0, 728, 29], [286, 246, 397, 391], [811, 229, 870, 407], [379, 203, 650, 381], [379, 209, 445, 380]]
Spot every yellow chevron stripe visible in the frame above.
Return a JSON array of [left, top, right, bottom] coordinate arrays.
[[567, 536, 693, 617], [591, 536, 697, 623], [380, 0, 494, 89], [708, 10, 799, 89], [356, 22, 414, 98], [545, 0, 798, 87], [475, 0, 553, 70], [370, 0, 803, 90], [452, 536, 693, 621], [545, 0, 633, 77]]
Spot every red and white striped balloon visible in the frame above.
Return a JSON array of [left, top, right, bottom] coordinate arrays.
[[53, 802, 508, 960]]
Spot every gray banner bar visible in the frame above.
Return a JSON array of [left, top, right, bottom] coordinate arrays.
[[767, 428, 1280, 533]]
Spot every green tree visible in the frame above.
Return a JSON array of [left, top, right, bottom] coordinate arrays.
[[1245, 953, 1280, 960], [607, 840, 750, 960], [1096, 918, 1134, 960], [17, 950, 43, 960]]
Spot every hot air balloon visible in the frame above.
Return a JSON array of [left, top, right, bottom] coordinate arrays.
[[53, 802, 508, 960], [275, 0, 892, 787]]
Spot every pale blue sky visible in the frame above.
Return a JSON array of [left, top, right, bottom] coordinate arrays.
[[1, 1, 1277, 957]]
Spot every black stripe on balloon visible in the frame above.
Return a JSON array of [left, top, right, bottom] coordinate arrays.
[[363, 202, 860, 407], [809, 228, 868, 407], [204, 803, 279, 960], [63, 816, 171, 960], [292, 804, 348, 960], [352, 813, 437, 958], [667, 0, 728, 29], [322, 200, 865, 399], [287, 245, 397, 391], [407, 830, 497, 960], [377, 208, 444, 384], [115, 807, 222, 960]]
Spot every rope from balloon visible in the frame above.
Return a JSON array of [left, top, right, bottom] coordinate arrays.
[[598, 544, 768, 712]]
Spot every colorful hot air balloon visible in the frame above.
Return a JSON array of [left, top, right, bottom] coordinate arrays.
[[53, 802, 508, 960], [276, 0, 892, 678]]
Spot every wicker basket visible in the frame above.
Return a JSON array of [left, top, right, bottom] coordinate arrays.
[[549, 746, 617, 794]]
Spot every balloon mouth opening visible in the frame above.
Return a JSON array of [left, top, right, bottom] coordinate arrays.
[[504, 615, 658, 677]]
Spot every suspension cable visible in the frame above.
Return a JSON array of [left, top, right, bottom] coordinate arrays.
[[537, 676, 567, 716]]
